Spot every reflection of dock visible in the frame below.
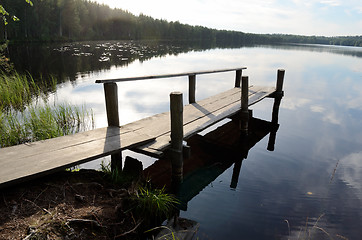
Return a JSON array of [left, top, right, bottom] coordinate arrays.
[[144, 111, 281, 210], [0, 67, 284, 189]]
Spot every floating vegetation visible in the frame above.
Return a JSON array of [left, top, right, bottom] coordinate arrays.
[[98, 56, 110, 62]]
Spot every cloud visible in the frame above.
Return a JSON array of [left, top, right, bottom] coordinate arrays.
[[320, 0, 341, 6], [339, 152, 362, 193], [95, 0, 361, 36]]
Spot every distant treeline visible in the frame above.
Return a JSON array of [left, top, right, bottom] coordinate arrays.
[[1, 0, 361, 47]]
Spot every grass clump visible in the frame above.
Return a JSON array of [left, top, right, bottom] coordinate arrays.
[[100, 160, 179, 228], [132, 184, 179, 222], [0, 72, 56, 111], [0, 103, 94, 147], [100, 161, 126, 185], [0, 71, 94, 148]]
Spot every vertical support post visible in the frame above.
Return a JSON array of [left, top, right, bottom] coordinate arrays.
[[103, 83, 122, 172], [267, 70, 285, 151], [104, 83, 120, 127], [170, 92, 184, 183], [276, 69, 285, 97], [235, 69, 242, 87], [240, 76, 249, 135], [241, 76, 249, 111], [267, 97, 281, 151], [188, 74, 196, 104], [230, 159, 242, 189]]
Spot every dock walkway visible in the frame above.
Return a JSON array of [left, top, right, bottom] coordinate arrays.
[[0, 67, 285, 188]]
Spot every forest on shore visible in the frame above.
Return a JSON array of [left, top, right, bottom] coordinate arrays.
[[1, 0, 362, 47]]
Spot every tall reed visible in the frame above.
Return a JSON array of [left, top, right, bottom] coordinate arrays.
[[0, 72, 56, 111], [0, 72, 94, 148], [0, 103, 94, 148]]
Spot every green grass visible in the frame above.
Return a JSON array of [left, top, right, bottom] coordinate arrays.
[[100, 161, 179, 224], [100, 160, 125, 184], [0, 72, 56, 111], [0, 72, 94, 148], [0, 103, 94, 147], [133, 185, 179, 221]]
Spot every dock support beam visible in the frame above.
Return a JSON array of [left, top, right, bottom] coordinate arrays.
[[276, 69, 285, 97], [170, 92, 184, 183], [188, 74, 196, 104], [235, 69, 242, 87], [267, 69, 285, 151], [104, 83, 122, 172], [240, 76, 249, 135]]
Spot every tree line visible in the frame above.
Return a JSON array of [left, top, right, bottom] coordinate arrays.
[[1, 0, 361, 47]]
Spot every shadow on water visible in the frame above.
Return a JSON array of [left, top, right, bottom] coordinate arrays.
[[143, 95, 282, 238]]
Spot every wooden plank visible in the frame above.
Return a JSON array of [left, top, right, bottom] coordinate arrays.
[[125, 86, 261, 139], [0, 85, 275, 187], [0, 129, 155, 188], [0, 126, 136, 162], [135, 86, 275, 155]]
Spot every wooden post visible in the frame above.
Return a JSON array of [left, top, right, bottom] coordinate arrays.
[[103, 83, 122, 171], [241, 76, 248, 111], [276, 69, 285, 96], [267, 96, 281, 151], [235, 69, 242, 87], [104, 83, 120, 127], [188, 74, 196, 104], [170, 92, 184, 183], [267, 69, 285, 150], [240, 76, 249, 135], [230, 159, 242, 189]]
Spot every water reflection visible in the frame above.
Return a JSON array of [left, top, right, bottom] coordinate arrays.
[[261, 43, 362, 58], [143, 95, 282, 237], [7, 40, 218, 83], [6, 41, 362, 239]]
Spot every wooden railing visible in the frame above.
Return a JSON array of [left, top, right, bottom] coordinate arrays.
[[95, 67, 247, 171], [95, 67, 247, 127], [95, 67, 247, 83], [96, 67, 247, 106], [95, 67, 285, 173]]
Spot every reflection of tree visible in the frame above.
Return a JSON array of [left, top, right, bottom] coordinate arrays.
[[6, 40, 218, 83]]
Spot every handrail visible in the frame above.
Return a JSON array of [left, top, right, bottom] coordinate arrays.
[[95, 67, 247, 83]]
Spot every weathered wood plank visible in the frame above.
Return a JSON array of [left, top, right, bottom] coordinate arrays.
[[135, 86, 275, 155], [0, 126, 138, 162], [125, 86, 262, 139], [0, 83, 276, 188], [0, 128, 155, 188]]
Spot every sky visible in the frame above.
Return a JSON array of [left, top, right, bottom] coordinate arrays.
[[93, 0, 361, 36]]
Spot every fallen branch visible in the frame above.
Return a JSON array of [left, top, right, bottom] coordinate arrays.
[[66, 218, 102, 228], [114, 220, 143, 239], [22, 228, 37, 240]]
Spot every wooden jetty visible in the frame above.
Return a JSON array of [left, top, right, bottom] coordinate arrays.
[[0, 67, 285, 189], [144, 113, 281, 210]]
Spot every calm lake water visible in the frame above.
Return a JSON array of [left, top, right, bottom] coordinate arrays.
[[9, 42, 362, 239]]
